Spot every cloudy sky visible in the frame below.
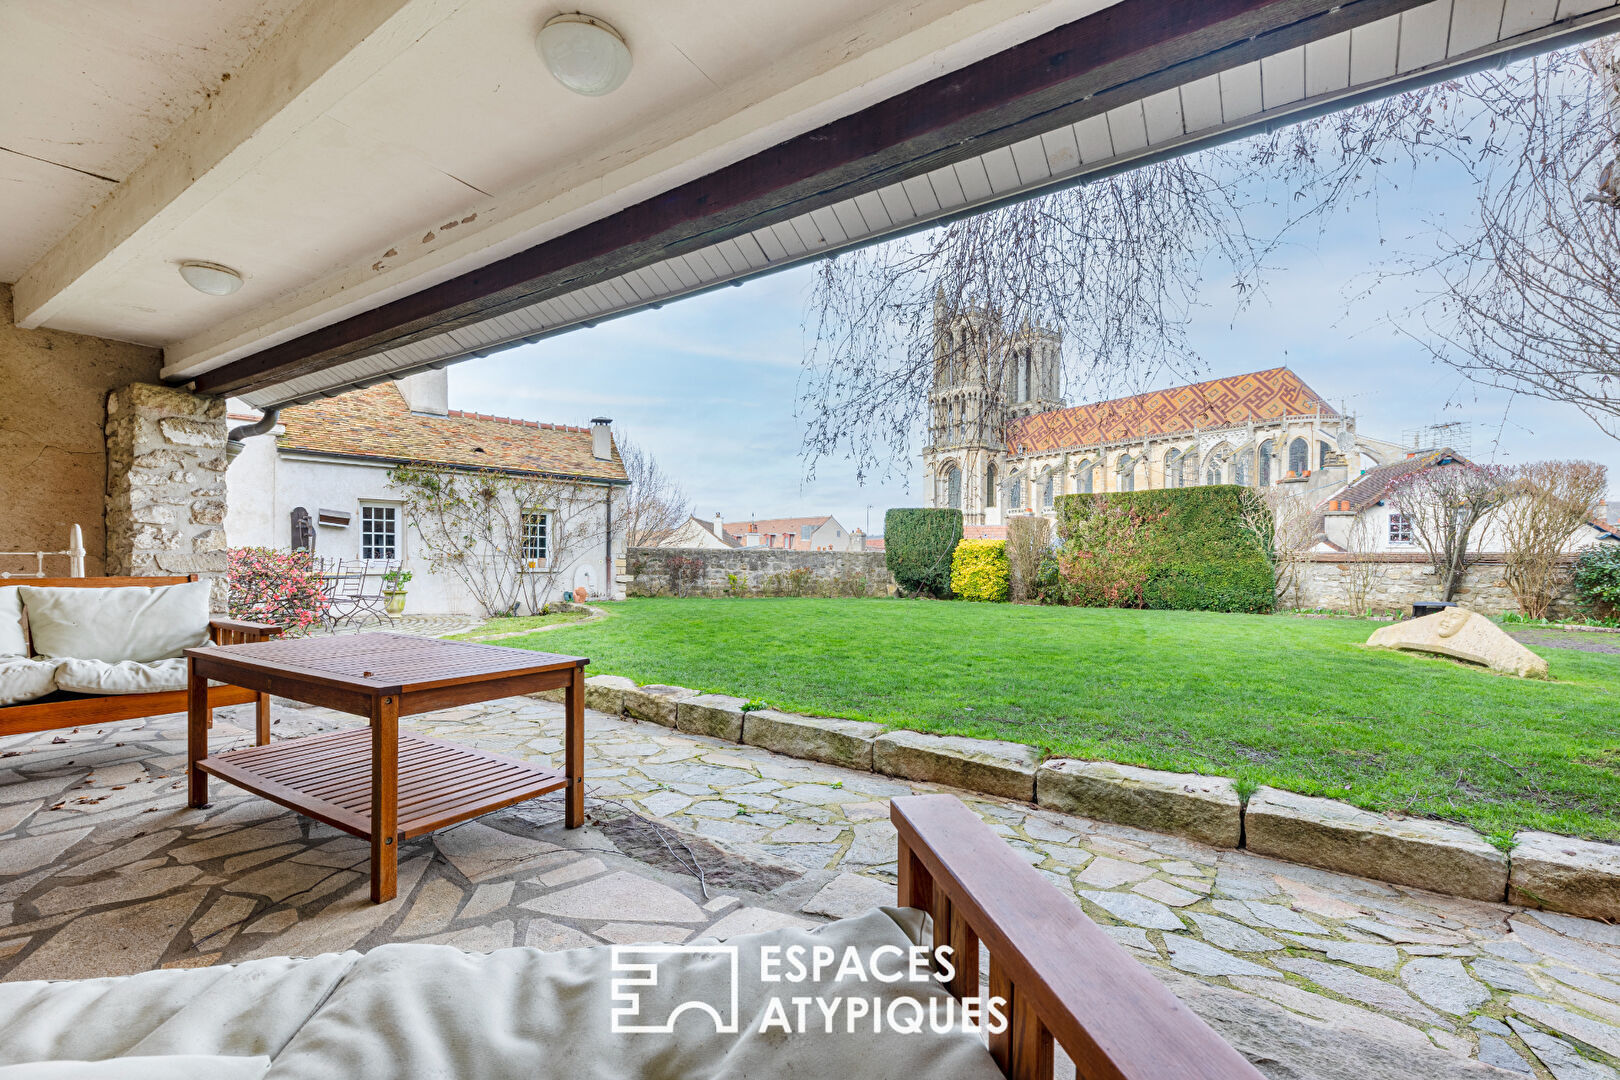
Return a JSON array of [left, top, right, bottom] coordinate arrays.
[[450, 128, 1619, 535]]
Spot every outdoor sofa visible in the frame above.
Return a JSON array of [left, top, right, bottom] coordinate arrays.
[[0, 796, 1261, 1080], [0, 576, 278, 741]]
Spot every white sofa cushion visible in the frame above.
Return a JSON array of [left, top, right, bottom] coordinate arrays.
[[0, 1057, 269, 1080], [0, 587, 27, 656], [20, 582, 211, 664], [0, 910, 1005, 1080], [53, 658, 188, 696], [0, 658, 60, 706]]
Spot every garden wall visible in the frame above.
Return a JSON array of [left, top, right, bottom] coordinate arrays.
[[626, 547, 894, 597], [1294, 552, 1580, 617]]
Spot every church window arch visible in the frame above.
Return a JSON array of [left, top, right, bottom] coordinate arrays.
[[1180, 451, 1198, 487], [1076, 459, 1094, 494], [1117, 454, 1136, 493], [1258, 440, 1274, 486], [985, 463, 997, 507], [1005, 475, 1022, 510], [1040, 469, 1055, 510], [945, 465, 962, 510], [1205, 444, 1233, 487], [1163, 448, 1182, 489], [1319, 441, 1331, 469], [1233, 451, 1251, 487], [1288, 437, 1308, 475]]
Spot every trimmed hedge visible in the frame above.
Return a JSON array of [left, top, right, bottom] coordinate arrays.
[[951, 539, 1009, 602], [886, 508, 962, 598], [1054, 486, 1274, 613], [1574, 545, 1620, 619]]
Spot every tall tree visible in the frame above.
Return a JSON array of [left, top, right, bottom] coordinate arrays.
[[1387, 461, 1509, 602], [799, 38, 1620, 480], [615, 435, 691, 547], [1393, 42, 1620, 440], [1498, 460, 1608, 618]]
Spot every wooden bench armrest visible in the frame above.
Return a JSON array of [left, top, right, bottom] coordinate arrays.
[[892, 794, 1263, 1080], [209, 618, 284, 644]]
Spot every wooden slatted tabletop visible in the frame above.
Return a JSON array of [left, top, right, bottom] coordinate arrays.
[[186, 632, 587, 902]]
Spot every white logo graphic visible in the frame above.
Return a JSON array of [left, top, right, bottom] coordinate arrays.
[[610, 945, 739, 1034]]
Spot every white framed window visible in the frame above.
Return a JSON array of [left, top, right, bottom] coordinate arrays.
[[522, 511, 550, 565], [360, 504, 398, 560], [1389, 512, 1413, 544]]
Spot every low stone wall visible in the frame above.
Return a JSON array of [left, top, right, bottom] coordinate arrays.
[[571, 671, 1620, 919], [625, 546, 894, 598], [1293, 553, 1579, 617]]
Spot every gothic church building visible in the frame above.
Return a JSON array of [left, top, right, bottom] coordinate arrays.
[[922, 306, 1406, 526]]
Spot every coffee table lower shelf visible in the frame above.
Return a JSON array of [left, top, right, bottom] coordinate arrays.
[[196, 727, 567, 841]]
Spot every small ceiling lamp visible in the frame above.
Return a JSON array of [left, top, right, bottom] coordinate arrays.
[[536, 13, 631, 97], [177, 261, 244, 296]]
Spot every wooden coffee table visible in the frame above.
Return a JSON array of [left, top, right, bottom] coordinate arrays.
[[186, 632, 586, 902]]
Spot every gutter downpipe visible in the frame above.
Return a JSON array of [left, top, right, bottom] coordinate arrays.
[[604, 486, 613, 602], [226, 407, 279, 464]]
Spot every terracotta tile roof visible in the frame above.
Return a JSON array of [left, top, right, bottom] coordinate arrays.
[[863, 537, 886, 551], [722, 516, 833, 540], [964, 525, 1008, 540], [1322, 449, 1470, 514], [1009, 367, 1337, 454], [275, 383, 628, 482]]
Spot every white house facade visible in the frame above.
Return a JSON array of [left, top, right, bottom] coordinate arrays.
[[226, 370, 629, 616]]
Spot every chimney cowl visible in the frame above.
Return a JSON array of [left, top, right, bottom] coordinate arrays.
[[590, 417, 612, 461]]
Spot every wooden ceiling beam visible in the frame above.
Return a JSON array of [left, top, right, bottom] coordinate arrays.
[[193, 0, 1427, 398]]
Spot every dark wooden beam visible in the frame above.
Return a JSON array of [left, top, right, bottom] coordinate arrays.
[[195, 0, 1429, 398]]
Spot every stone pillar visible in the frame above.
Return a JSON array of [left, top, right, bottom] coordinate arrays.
[[104, 384, 229, 608]]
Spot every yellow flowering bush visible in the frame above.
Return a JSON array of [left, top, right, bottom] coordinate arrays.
[[950, 538, 1009, 602]]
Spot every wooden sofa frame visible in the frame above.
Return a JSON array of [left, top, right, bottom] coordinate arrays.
[[894, 794, 1263, 1080], [0, 576, 281, 741]]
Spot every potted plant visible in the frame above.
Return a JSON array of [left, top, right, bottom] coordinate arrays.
[[380, 567, 413, 615]]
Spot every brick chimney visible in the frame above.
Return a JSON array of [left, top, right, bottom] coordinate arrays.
[[590, 418, 612, 461]]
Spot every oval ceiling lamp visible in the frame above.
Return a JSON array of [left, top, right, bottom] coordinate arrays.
[[536, 13, 631, 97], [177, 260, 244, 296]]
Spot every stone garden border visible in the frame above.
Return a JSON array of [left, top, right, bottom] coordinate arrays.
[[542, 675, 1620, 922]]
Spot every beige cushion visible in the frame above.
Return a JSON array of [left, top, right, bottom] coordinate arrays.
[[0, 587, 27, 657], [0, 910, 1004, 1080], [20, 582, 210, 664], [53, 658, 187, 696], [0, 1057, 269, 1080], [0, 658, 60, 706]]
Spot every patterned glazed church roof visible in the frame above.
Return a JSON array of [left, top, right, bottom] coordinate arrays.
[[1008, 367, 1336, 454]]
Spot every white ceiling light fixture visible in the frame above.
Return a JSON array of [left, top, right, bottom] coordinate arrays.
[[177, 261, 244, 296], [536, 13, 631, 97]]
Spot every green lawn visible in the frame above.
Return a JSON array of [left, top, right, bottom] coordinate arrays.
[[499, 598, 1620, 841]]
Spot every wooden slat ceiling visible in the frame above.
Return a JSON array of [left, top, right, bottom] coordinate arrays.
[[228, 0, 1620, 408]]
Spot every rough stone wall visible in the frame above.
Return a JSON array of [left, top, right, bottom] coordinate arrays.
[[1294, 553, 1580, 618], [626, 547, 894, 598], [0, 283, 163, 576], [105, 384, 229, 608]]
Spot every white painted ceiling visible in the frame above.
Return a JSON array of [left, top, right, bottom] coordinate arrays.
[[0, 0, 307, 280], [1, 0, 1120, 374]]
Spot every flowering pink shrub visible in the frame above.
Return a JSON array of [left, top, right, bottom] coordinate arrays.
[[228, 547, 329, 636]]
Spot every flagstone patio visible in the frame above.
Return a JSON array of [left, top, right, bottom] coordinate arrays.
[[3, 696, 1619, 1079]]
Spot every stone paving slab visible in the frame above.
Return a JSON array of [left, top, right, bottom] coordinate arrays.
[[2, 697, 1619, 1078]]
